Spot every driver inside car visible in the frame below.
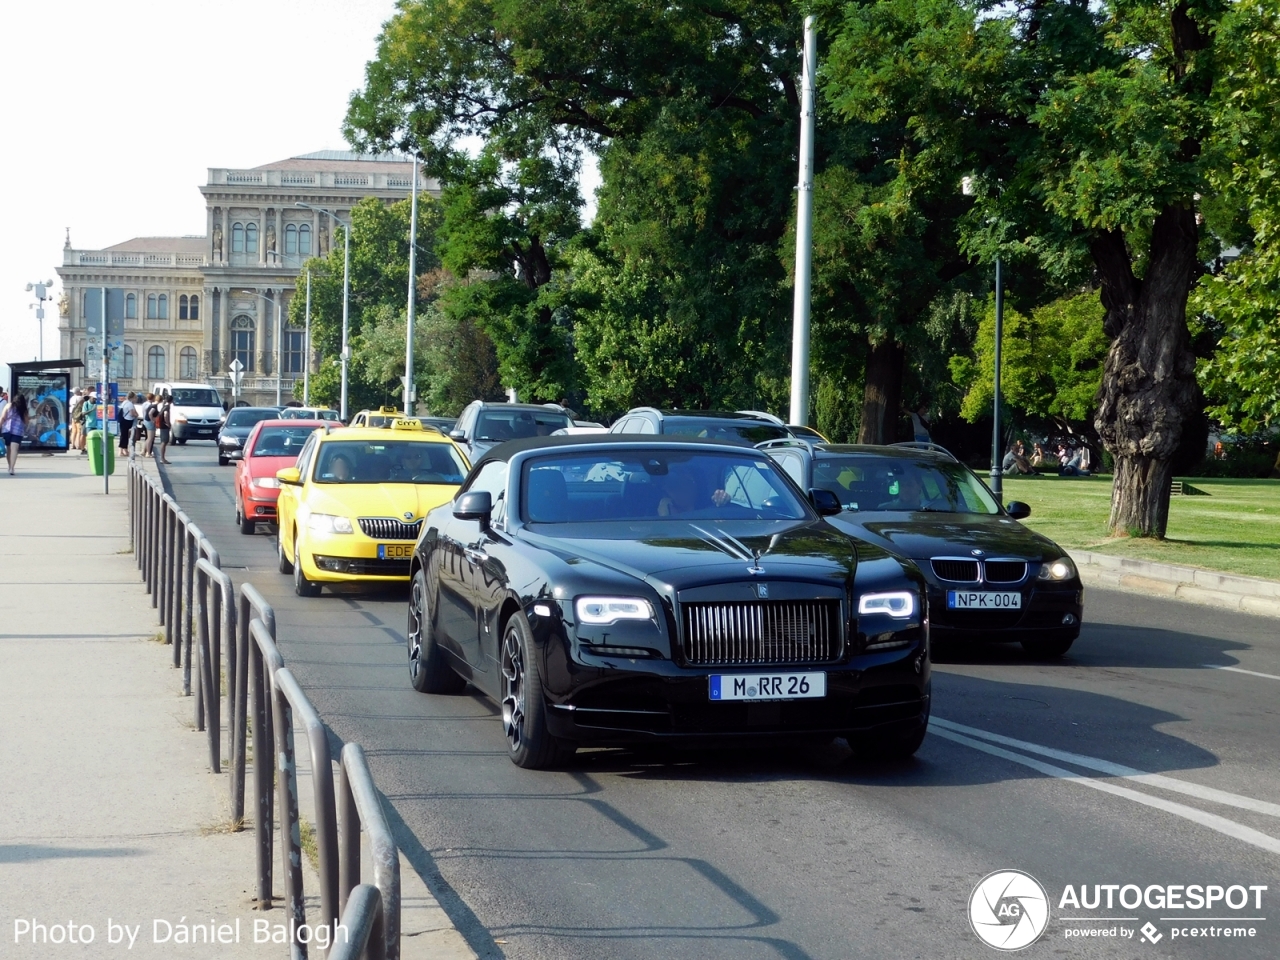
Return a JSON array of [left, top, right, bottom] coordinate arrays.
[[657, 469, 731, 516], [388, 448, 426, 480], [878, 471, 927, 511]]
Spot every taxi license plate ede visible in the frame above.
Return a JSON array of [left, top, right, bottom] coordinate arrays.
[[377, 543, 414, 560], [709, 672, 826, 702], [947, 591, 1022, 610]]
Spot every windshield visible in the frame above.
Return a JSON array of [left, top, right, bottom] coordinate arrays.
[[280, 408, 340, 421], [312, 440, 468, 484], [225, 409, 276, 428], [811, 456, 1000, 515], [476, 409, 572, 441], [522, 450, 809, 523], [663, 417, 790, 444], [170, 388, 221, 406], [252, 426, 320, 458]]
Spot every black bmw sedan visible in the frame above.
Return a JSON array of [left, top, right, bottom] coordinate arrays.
[[760, 440, 1084, 658], [407, 436, 930, 768]]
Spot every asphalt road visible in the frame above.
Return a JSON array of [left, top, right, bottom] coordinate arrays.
[[158, 441, 1280, 960]]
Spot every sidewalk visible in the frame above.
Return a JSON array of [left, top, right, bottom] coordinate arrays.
[[1070, 549, 1280, 619]]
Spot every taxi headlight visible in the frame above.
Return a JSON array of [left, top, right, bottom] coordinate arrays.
[[1038, 558, 1076, 581], [251, 476, 280, 489], [857, 591, 916, 619], [308, 513, 353, 534], [575, 597, 654, 625]]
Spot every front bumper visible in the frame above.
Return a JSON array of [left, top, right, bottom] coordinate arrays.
[[299, 529, 414, 584], [177, 421, 221, 440], [242, 488, 280, 520], [927, 581, 1083, 641]]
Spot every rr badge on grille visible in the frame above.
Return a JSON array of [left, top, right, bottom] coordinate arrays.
[[755, 583, 769, 599]]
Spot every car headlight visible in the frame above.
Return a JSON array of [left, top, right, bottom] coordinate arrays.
[[858, 591, 916, 618], [222, 436, 242, 446], [308, 513, 353, 534], [575, 597, 654, 624], [174, 413, 188, 423], [251, 476, 280, 489], [1038, 557, 1076, 581]]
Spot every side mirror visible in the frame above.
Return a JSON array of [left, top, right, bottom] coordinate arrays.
[[448, 429, 466, 442], [1005, 500, 1031, 520], [453, 490, 492, 526], [809, 488, 842, 516], [276, 467, 302, 485]]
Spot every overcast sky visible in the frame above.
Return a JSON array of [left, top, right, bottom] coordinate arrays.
[[0, 0, 403, 385]]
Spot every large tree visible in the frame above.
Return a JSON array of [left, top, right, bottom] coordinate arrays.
[[823, 0, 1244, 537]]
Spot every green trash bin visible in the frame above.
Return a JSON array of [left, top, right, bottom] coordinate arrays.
[[87, 429, 116, 476]]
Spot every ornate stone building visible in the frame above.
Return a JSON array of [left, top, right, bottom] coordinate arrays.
[[57, 151, 437, 407]]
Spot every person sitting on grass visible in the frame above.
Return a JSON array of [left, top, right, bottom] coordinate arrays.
[[1002, 441, 1036, 475]]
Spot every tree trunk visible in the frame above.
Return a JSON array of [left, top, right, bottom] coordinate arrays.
[[1092, 205, 1201, 538], [857, 339, 904, 444]]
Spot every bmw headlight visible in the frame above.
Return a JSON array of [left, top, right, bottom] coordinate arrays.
[[308, 513, 353, 534], [857, 591, 916, 618], [575, 597, 654, 625], [1038, 557, 1076, 581], [251, 476, 281, 489]]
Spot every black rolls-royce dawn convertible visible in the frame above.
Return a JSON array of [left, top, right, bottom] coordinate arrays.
[[406, 436, 931, 768]]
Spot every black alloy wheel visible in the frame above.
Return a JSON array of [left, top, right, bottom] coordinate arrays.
[[293, 535, 321, 597], [500, 612, 573, 769], [277, 529, 293, 574], [407, 569, 464, 694], [236, 498, 255, 535], [852, 693, 930, 761]]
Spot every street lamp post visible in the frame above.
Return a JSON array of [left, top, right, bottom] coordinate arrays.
[[295, 202, 351, 419], [26, 280, 54, 362], [243, 289, 284, 405], [404, 159, 419, 417], [961, 176, 1004, 502], [268, 250, 312, 404]]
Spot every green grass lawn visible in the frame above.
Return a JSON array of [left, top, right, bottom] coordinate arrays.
[[1002, 474, 1280, 581]]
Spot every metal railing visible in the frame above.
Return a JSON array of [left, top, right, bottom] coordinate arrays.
[[128, 462, 403, 959]]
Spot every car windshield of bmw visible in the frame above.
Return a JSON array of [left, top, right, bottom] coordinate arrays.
[[252, 426, 321, 457], [811, 457, 1000, 514], [521, 450, 809, 525], [662, 417, 790, 444], [476, 409, 573, 442], [313, 440, 468, 484]]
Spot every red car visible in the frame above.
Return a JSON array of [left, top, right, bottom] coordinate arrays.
[[234, 419, 338, 534]]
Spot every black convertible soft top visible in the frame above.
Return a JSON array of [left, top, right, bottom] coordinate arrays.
[[470, 433, 755, 470]]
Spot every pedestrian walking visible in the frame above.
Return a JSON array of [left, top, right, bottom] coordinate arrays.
[[2, 392, 30, 475], [140, 393, 157, 458], [156, 392, 173, 464], [119, 391, 138, 457]]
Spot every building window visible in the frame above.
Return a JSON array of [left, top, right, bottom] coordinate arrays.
[[147, 346, 166, 380], [231, 315, 255, 373], [180, 346, 198, 379], [122, 345, 135, 379], [158, 294, 168, 319], [179, 295, 189, 320], [189, 294, 199, 320], [298, 224, 312, 255], [147, 294, 158, 319], [285, 224, 298, 256], [125, 293, 137, 319], [232, 223, 245, 253], [283, 330, 305, 374], [245, 223, 259, 254]]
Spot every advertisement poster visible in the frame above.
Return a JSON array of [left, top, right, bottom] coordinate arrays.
[[15, 372, 70, 451]]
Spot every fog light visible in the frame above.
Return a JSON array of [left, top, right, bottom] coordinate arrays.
[[1062, 613, 1077, 625]]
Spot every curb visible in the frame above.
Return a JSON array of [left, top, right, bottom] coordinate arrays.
[[1069, 549, 1280, 619]]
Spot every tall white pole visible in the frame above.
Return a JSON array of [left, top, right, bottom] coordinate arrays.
[[101, 286, 109, 495], [275, 291, 283, 406], [340, 221, 351, 421], [789, 16, 817, 428], [404, 160, 419, 418], [303, 269, 311, 405]]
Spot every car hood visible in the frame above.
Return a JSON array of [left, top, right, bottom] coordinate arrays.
[[221, 424, 258, 438], [520, 518, 857, 591], [826, 511, 1063, 562], [305, 483, 459, 522]]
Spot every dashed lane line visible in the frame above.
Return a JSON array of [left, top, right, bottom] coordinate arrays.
[[929, 726, 1280, 856], [1204, 664, 1280, 682], [932, 717, 1280, 821]]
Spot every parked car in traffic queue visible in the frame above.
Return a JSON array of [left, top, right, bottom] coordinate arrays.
[[217, 406, 283, 465], [759, 439, 1083, 657], [274, 418, 470, 596], [406, 435, 930, 769], [234, 419, 336, 534]]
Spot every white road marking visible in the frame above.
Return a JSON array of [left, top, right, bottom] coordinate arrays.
[[930, 727, 1280, 856], [1204, 664, 1280, 682], [933, 717, 1280, 820]]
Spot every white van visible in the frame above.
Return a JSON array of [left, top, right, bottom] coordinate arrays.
[[150, 381, 226, 444]]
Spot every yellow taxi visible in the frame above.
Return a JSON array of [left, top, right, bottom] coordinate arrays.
[[274, 418, 470, 596], [349, 405, 412, 429]]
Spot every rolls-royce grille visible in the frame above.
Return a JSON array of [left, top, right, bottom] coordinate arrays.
[[357, 517, 423, 540], [984, 560, 1027, 583], [932, 559, 980, 582], [682, 600, 841, 666]]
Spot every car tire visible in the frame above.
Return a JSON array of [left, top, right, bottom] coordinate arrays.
[[500, 612, 574, 769], [218, 454, 228, 466], [1021, 632, 1077, 659], [293, 535, 321, 597], [237, 500, 255, 536], [853, 696, 930, 761], [176, 438, 187, 446], [277, 530, 293, 574], [407, 569, 465, 694]]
